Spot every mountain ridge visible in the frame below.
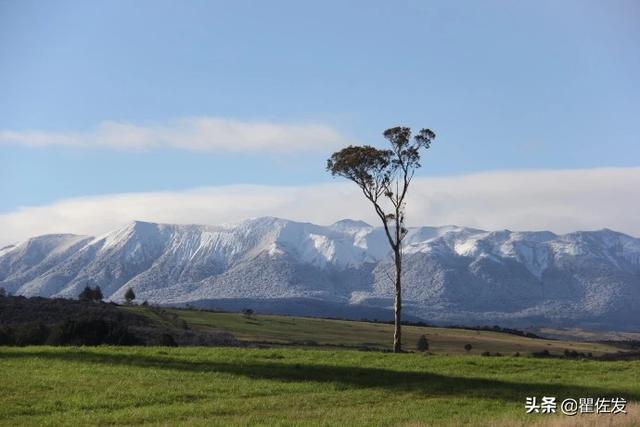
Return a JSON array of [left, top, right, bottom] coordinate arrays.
[[1, 217, 639, 330]]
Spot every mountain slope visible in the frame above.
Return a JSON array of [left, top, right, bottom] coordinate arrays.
[[1, 217, 639, 330]]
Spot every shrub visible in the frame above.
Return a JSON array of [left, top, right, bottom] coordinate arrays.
[[532, 349, 551, 358], [563, 349, 585, 359], [159, 333, 178, 347], [416, 335, 429, 352]]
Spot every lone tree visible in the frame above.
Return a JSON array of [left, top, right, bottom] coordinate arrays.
[[124, 287, 136, 304], [327, 126, 435, 352]]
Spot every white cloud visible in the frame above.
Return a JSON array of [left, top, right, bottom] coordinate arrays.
[[0, 117, 351, 153], [1, 167, 638, 246]]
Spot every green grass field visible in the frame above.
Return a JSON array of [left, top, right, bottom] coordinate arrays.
[[130, 307, 622, 356], [2, 308, 636, 425], [1, 346, 638, 426]]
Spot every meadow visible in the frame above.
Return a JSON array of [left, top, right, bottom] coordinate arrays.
[[1, 307, 637, 425], [1, 346, 638, 426], [134, 307, 622, 356]]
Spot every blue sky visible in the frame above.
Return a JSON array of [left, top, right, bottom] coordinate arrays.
[[0, 0, 639, 241]]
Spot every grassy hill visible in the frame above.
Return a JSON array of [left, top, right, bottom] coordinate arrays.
[[1, 302, 637, 425], [1, 346, 638, 426], [126, 307, 623, 356]]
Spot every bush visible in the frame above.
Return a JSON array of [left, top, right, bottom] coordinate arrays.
[[563, 349, 586, 359], [416, 335, 429, 352], [481, 351, 491, 357], [532, 349, 551, 358], [159, 333, 178, 347]]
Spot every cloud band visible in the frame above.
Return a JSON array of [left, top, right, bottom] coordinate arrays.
[[1, 167, 638, 246], [0, 117, 350, 153]]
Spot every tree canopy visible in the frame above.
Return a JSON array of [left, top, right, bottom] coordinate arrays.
[[326, 127, 435, 251]]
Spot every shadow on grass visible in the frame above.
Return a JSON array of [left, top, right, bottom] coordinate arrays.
[[3, 349, 638, 403]]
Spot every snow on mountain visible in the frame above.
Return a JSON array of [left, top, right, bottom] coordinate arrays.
[[1, 217, 639, 330]]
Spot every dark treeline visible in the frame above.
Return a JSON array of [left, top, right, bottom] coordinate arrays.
[[0, 318, 139, 346], [0, 295, 148, 326], [599, 340, 640, 350], [0, 296, 238, 347], [0, 296, 145, 346]]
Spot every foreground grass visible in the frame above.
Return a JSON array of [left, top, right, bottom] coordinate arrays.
[[1, 346, 638, 426], [139, 308, 621, 356]]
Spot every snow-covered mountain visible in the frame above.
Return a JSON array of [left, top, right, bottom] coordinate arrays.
[[1, 217, 639, 330]]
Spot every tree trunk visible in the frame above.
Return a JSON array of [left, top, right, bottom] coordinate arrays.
[[393, 247, 402, 353]]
